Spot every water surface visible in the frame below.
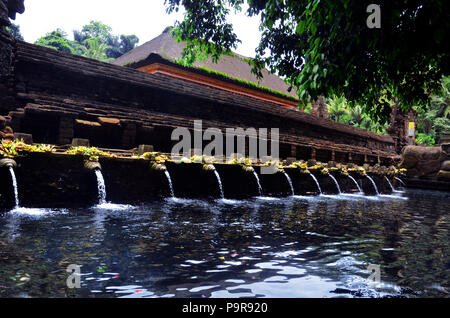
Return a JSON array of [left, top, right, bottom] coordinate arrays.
[[0, 189, 449, 298]]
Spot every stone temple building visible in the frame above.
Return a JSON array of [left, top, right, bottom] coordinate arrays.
[[1, 0, 412, 166]]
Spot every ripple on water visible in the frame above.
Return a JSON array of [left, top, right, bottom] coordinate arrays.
[[0, 188, 447, 298]]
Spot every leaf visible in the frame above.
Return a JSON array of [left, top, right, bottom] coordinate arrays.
[[296, 20, 306, 35], [313, 64, 319, 74]]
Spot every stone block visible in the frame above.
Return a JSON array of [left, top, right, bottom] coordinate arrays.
[[75, 119, 101, 127], [72, 138, 90, 147], [98, 117, 121, 126], [13, 132, 33, 144], [418, 159, 441, 176]]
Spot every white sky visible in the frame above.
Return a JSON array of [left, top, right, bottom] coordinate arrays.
[[13, 0, 262, 58]]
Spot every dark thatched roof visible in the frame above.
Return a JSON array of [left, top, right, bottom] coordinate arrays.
[[112, 27, 297, 99]]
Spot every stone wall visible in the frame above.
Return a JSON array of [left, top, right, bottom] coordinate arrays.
[[0, 152, 396, 211], [0, 0, 399, 164], [0, 41, 398, 164]]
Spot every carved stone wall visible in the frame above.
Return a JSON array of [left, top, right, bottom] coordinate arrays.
[[0, 0, 24, 117], [4, 41, 397, 163]]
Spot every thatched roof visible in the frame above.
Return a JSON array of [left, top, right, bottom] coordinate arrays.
[[112, 27, 297, 99]]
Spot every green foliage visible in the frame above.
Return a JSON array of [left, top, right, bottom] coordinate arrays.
[[73, 21, 139, 59], [326, 95, 389, 134], [0, 139, 55, 158], [65, 146, 116, 162], [34, 21, 139, 62], [34, 29, 76, 54], [415, 133, 435, 146], [6, 23, 24, 41], [165, 0, 450, 124], [79, 37, 113, 62], [415, 76, 450, 144]]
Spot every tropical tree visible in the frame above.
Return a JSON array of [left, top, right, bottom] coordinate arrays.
[[35, 29, 76, 54], [79, 37, 112, 62], [6, 23, 23, 40], [326, 95, 348, 123], [415, 76, 450, 145], [164, 0, 450, 124], [73, 21, 139, 59]]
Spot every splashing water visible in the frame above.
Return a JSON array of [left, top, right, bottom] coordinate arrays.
[[328, 174, 341, 194], [252, 171, 263, 196], [94, 169, 107, 204], [347, 175, 362, 193], [308, 172, 322, 195], [212, 169, 225, 199], [365, 175, 380, 195], [283, 172, 295, 196], [8, 166, 19, 208], [164, 170, 175, 198]]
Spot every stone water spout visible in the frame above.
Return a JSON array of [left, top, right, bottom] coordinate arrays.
[[328, 174, 341, 194], [252, 171, 263, 196], [365, 175, 379, 195], [283, 171, 295, 196], [385, 176, 395, 192], [308, 172, 322, 195], [1, 159, 19, 207], [94, 169, 107, 205], [164, 170, 175, 198], [347, 175, 362, 193], [212, 168, 225, 199]]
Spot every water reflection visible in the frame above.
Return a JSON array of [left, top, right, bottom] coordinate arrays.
[[0, 189, 448, 298]]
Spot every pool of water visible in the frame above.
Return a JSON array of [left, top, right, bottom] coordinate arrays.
[[0, 189, 449, 298]]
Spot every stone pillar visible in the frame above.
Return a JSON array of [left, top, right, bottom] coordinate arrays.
[[121, 120, 137, 149], [311, 148, 316, 160], [310, 96, 329, 119], [290, 145, 297, 158], [58, 115, 75, 145], [387, 99, 416, 154]]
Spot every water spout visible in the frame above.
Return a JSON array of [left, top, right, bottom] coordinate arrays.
[[94, 169, 107, 204], [283, 172, 295, 196], [8, 166, 19, 208], [385, 176, 395, 192], [164, 170, 175, 198], [365, 175, 379, 195], [308, 172, 322, 195], [252, 171, 263, 196], [213, 168, 225, 199], [328, 174, 341, 194], [395, 177, 405, 187], [347, 175, 362, 193]]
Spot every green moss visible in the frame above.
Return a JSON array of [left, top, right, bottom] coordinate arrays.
[[122, 61, 137, 67], [170, 60, 297, 100]]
